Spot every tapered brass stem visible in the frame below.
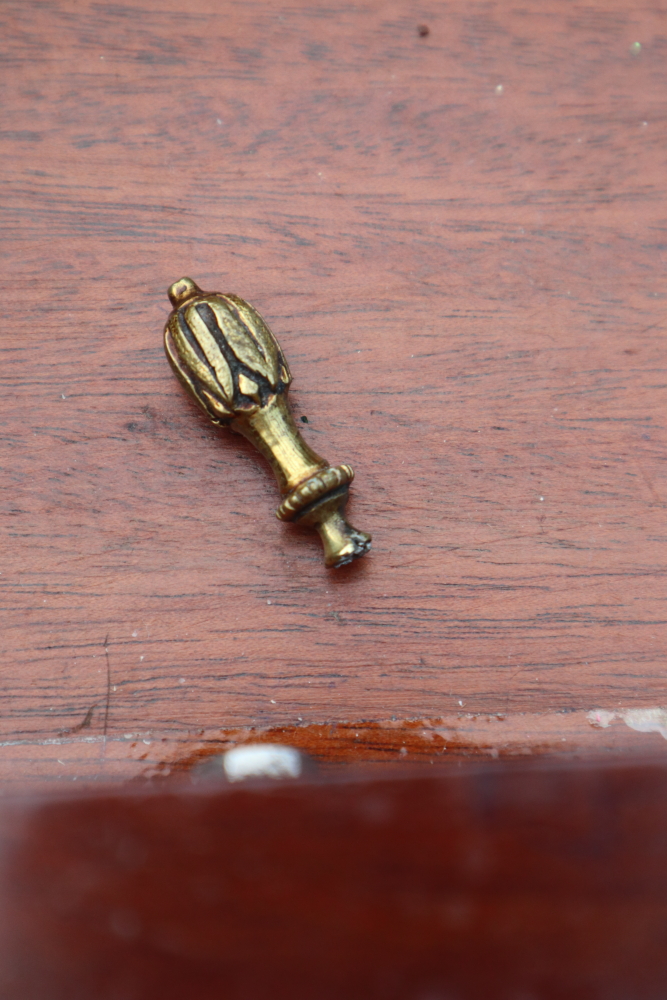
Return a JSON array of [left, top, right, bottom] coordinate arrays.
[[163, 278, 371, 568], [233, 396, 326, 495]]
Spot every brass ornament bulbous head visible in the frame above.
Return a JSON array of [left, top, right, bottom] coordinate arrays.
[[164, 277, 292, 424]]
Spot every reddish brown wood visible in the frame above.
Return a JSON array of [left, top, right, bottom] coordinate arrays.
[[1, 0, 666, 783], [1, 758, 667, 999]]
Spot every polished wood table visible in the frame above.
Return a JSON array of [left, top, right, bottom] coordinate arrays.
[[2, 0, 666, 788]]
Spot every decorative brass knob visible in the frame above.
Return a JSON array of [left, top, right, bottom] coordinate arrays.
[[163, 277, 371, 568]]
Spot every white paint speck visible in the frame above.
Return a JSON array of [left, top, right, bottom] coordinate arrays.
[[588, 709, 616, 728], [132, 631, 138, 637], [142, 739, 151, 746], [539, 496, 544, 501], [223, 744, 302, 783], [458, 699, 465, 707], [179, 678, 185, 684], [495, 84, 504, 95], [588, 707, 667, 740], [267, 600, 272, 605], [270, 699, 276, 704], [622, 707, 667, 740]]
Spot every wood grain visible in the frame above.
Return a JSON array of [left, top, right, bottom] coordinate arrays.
[[1, 0, 666, 784]]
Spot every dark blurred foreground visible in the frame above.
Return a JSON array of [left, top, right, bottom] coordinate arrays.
[[0, 756, 665, 1000]]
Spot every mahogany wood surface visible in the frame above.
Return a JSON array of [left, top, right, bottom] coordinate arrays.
[[2, 0, 667, 784], [2, 758, 667, 999]]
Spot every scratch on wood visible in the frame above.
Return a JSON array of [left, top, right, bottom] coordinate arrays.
[[103, 633, 111, 754], [59, 703, 98, 736]]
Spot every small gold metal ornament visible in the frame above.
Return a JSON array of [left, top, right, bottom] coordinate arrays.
[[164, 277, 371, 568]]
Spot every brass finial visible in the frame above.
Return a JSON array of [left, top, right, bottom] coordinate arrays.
[[163, 278, 371, 568]]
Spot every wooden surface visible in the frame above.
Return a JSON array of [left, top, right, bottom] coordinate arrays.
[[2, 0, 667, 785], [2, 758, 667, 999]]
